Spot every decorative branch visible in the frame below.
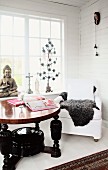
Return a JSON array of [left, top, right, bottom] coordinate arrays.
[[37, 39, 60, 93]]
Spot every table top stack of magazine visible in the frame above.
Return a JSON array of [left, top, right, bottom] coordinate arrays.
[[7, 94, 58, 112]]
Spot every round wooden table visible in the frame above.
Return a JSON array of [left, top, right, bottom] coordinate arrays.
[[0, 100, 61, 170]]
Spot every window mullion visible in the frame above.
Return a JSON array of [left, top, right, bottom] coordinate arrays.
[[25, 17, 29, 73], [24, 17, 29, 91]]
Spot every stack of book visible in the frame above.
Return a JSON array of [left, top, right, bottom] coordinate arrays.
[[7, 96, 57, 111], [7, 98, 25, 107]]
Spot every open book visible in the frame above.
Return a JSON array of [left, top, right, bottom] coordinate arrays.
[[7, 95, 45, 107], [25, 99, 58, 111]]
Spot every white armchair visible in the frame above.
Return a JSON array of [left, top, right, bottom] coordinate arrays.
[[57, 79, 102, 141]]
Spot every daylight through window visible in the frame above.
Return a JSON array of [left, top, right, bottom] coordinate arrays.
[[0, 12, 64, 93]]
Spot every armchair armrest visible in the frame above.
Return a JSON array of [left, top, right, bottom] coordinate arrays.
[[95, 95, 102, 111], [54, 96, 64, 104]]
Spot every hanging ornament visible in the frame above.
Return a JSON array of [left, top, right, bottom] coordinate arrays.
[[94, 12, 100, 56], [94, 12, 100, 25]]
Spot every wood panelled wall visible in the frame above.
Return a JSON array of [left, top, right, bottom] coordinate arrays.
[[79, 0, 108, 123]]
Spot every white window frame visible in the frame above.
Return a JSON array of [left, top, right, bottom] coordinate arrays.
[[0, 10, 64, 93]]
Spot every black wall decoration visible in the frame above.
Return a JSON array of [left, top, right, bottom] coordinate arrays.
[[94, 12, 101, 56]]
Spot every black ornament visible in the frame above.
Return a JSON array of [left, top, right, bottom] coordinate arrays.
[[37, 39, 60, 93], [52, 69, 55, 72], [94, 44, 97, 49], [42, 47, 45, 53], [45, 44, 49, 48], [96, 52, 99, 56], [41, 63, 44, 66], [48, 68, 51, 71]]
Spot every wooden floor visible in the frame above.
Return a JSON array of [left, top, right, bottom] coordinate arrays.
[[0, 120, 108, 170]]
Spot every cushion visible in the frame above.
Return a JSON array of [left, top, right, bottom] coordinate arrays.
[[59, 108, 101, 120], [66, 79, 97, 100]]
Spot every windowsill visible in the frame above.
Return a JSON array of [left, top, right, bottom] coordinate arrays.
[[0, 96, 17, 101], [23, 91, 61, 95], [22, 91, 61, 100], [41, 91, 60, 95]]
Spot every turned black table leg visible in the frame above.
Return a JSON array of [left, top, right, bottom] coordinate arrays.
[[34, 122, 45, 152], [50, 115, 62, 157], [35, 122, 40, 131], [0, 124, 12, 170]]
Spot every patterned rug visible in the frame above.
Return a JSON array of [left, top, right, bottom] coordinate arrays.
[[46, 149, 108, 170]]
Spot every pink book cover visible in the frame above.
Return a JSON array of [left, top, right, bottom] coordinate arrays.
[[7, 98, 25, 107]]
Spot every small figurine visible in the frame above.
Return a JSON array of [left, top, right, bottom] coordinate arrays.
[[26, 73, 33, 94], [0, 65, 18, 97]]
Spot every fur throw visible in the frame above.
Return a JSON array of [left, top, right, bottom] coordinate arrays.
[[60, 99, 98, 126], [59, 92, 68, 101]]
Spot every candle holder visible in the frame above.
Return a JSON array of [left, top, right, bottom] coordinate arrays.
[[37, 39, 60, 93]]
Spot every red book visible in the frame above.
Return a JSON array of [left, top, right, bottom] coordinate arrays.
[[7, 98, 25, 107]]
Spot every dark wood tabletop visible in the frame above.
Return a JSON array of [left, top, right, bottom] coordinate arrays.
[[0, 100, 60, 124]]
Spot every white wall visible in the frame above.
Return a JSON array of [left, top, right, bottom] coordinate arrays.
[[1, 0, 107, 124], [79, 0, 108, 121], [0, 0, 80, 82]]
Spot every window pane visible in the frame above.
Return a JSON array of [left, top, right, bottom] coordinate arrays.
[[40, 39, 49, 56], [0, 13, 63, 93], [15, 74, 22, 86], [51, 21, 60, 38], [14, 17, 25, 36], [50, 75, 61, 92], [13, 74, 24, 92], [29, 19, 39, 37], [13, 57, 24, 74], [13, 37, 25, 55], [29, 57, 40, 74], [29, 38, 40, 55], [0, 57, 13, 75], [41, 20, 50, 38], [53, 57, 61, 73], [29, 57, 41, 92], [13, 58, 24, 89], [1, 15, 13, 35], [0, 36, 13, 55], [52, 39, 61, 56]]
